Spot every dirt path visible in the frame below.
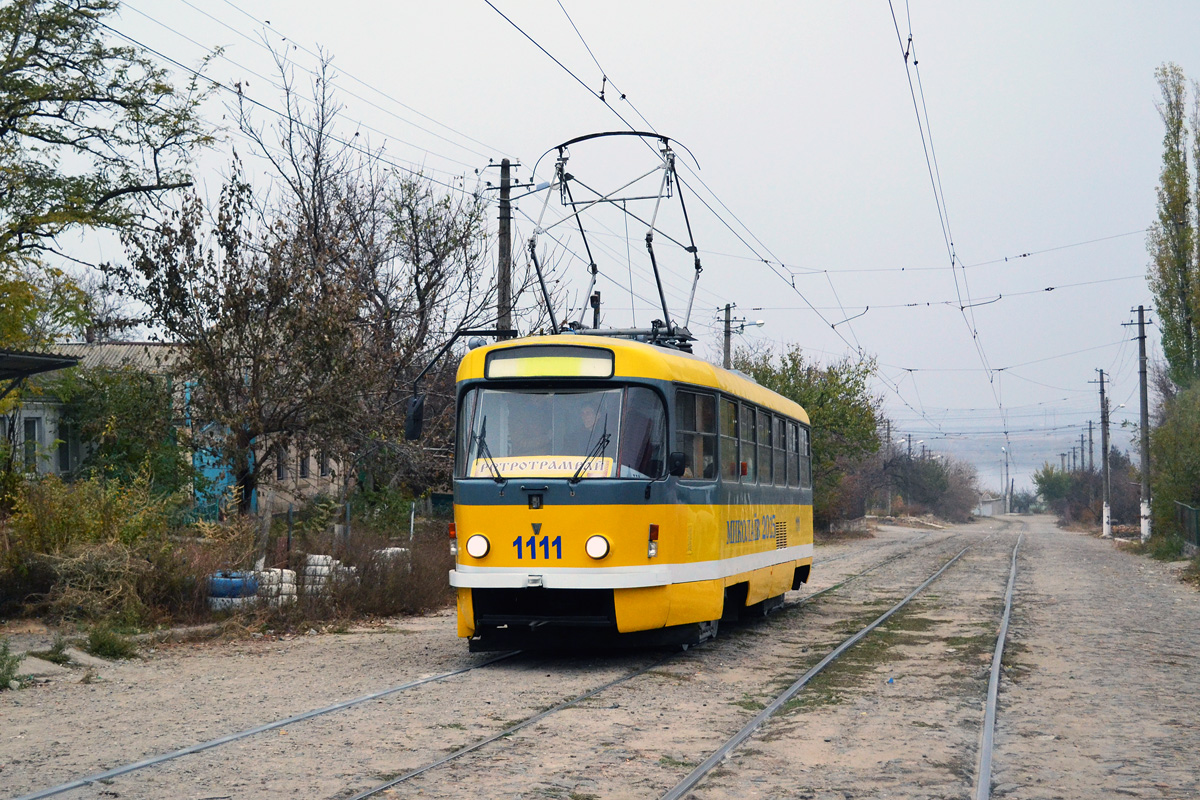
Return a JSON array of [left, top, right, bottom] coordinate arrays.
[[2, 516, 1197, 800]]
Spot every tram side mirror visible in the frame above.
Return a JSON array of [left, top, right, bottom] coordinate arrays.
[[404, 394, 426, 441], [668, 451, 687, 477]]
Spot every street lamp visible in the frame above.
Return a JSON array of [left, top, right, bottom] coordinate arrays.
[[722, 305, 765, 369]]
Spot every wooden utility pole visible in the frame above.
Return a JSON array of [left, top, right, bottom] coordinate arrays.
[[497, 159, 513, 337]]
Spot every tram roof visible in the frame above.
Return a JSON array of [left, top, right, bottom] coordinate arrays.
[[457, 335, 810, 425]]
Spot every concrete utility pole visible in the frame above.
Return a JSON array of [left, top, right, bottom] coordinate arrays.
[[1002, 446, 1010, 514], [1097, 368, 1112, 537], [1080, 433, 1086, 471], [723, 303, 732, 369], [1088, 420, 1094, 472], [908, 434, 913, 459], [1136, 305, 1152, 541], [1060, 453, 1067, 472], [1071, 446, 1077, 472], [885, 419, 893, 516], [497, 159, 513, 337]]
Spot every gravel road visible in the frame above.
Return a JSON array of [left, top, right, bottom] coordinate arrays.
[[2, 515, 1196, 800]]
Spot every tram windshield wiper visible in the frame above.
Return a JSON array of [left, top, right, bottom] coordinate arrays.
[[475, 417, 506, 484], [570, 416, 609, 484]]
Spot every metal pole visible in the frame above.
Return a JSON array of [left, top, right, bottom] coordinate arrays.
[[723, 304, 732, 369], [1137, 305, 1152, 541], [497, 159, 512, 336]]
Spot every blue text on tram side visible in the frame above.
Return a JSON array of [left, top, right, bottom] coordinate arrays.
[[726, 514, 777, 544]]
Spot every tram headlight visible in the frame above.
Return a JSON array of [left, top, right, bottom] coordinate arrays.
[[465, 534, 490, 559], [585, 535, 610, 560]]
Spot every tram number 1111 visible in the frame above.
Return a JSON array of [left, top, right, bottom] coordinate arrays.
[[513, 535, 562, 560]]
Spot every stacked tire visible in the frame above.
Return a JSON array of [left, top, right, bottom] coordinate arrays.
[[207, 571, 259, 611], [257, 568, 297, 606], [303, 554, 357, 595]]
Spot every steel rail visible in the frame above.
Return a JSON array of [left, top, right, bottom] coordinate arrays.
[[14, 652, 518, 800], [659, 544, 972, 800], [789, 529, 945, 608], [974, 533, 1023, 800], [346, 653, 673, 800], [345, 535, 950, 798]]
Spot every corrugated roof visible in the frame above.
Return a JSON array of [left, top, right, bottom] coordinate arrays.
[[0, 349, 80, 381], [51, 342, 178, 373]]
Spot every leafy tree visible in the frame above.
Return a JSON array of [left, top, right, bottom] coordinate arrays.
[[110, 162, 368, 512], [734, 345, 881, 526], [1147, 62, 1200, 385], [50, 365, 193, 494], [889, 454, 978, 523], [0, 0, 211, 348], [1032, 452, 1138, 526], [1150, 380, 1200, 534]]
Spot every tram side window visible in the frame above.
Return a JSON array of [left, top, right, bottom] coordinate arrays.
[[786, 420, 800, 488], [740, 403, 757, 483], [618, 386, 666, 478], [676, 390, 717, 480], [800, 425, 813, 488], [455, 388, 478, 478], [720, 398, 739, 481], [757, 412, 772, 484], [774, 416, 787, 486]]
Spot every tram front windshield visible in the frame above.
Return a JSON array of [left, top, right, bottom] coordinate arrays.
[[458, 386, 665, 480]]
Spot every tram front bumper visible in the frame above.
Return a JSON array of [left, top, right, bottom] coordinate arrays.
[[449, 566, 672, 589]]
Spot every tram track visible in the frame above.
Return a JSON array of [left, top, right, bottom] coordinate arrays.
[[660, 521, 1024, 800], [336, 528, 981, 799], [10, 523, 962, 800]]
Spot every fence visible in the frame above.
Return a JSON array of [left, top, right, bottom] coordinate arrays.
[[1176, 502, 1200, 548]]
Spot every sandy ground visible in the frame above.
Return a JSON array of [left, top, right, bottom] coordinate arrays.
[[1, 516, 1197, 800]]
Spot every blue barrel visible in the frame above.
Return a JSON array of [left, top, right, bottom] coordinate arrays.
[[207, 571, 259, 598]]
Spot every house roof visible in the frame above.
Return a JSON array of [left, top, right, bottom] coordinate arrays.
[[50, 342, 177, 373], [0, 349, 81, 381]]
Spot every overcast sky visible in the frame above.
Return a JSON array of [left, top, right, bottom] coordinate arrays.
[[101, 1, 1200, 491]]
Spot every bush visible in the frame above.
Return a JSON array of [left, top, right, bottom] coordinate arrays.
[[29, 633, 71, 666], [6, 468, 186, 556], [0, 637, 22, 689], [85, 627, 137, 659]]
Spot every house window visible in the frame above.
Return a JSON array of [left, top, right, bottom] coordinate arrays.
[[56, 421, 80, 475], [23, 417, 41, 472], [275, 445, 287, 481], [319, 451, 330, 477], [299, 451, 310, 479]]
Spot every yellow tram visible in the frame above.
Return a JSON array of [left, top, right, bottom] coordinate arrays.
[[448, 334, 814, 650]]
